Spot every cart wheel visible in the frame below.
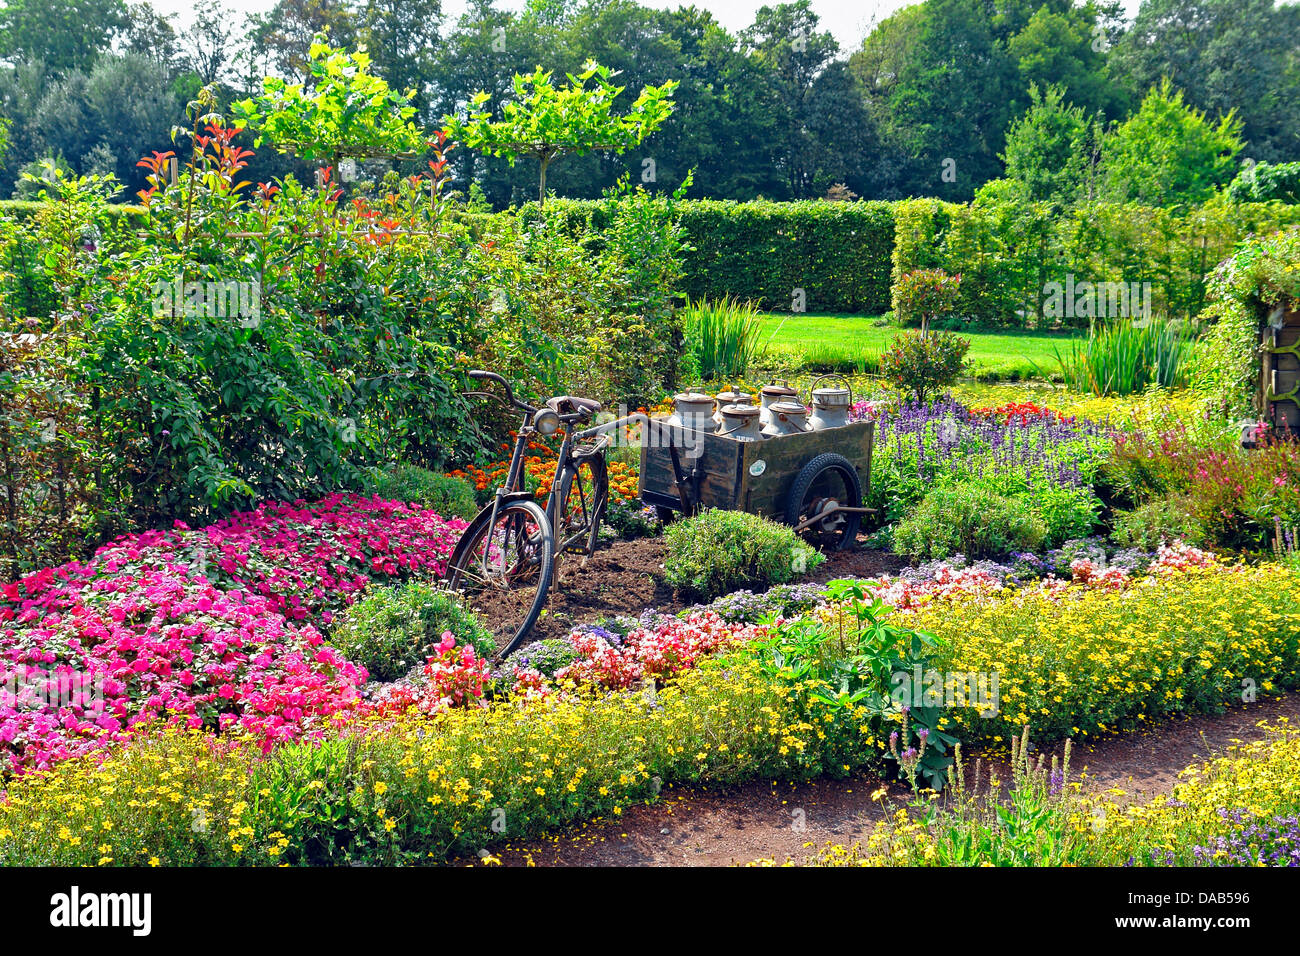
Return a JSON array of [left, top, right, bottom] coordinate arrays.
[[784, 452, 863, 551]]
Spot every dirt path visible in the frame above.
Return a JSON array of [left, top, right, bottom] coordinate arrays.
[[460, 692, 1300, 867]]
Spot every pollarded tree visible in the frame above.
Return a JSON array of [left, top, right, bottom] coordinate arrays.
[[233, 36, 430, 166], [443, 61, 676, 205]]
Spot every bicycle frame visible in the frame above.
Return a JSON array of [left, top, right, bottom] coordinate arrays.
[[465, 387, 652, 580]]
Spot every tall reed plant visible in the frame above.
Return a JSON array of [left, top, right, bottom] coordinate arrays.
[[1053, 317, 1197, 396], [682, 296, 767, 379]]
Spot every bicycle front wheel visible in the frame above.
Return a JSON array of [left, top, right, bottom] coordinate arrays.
[[446, 498, 555, 659]]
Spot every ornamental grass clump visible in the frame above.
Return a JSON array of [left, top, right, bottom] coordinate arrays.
[[663, 510, 824, 602]]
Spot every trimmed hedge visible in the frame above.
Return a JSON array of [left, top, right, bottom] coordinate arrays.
[[0, 199, 147, 223], [893, 196, 1300, 327], [518, 198, 896, 314]]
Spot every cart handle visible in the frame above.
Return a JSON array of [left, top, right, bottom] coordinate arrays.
[[809, 372, 854, 408]]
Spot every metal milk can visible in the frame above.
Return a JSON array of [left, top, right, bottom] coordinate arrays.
[[762, 400, 811, 437], [718, 403, 764, 441], [758, 381, 799, 428], [668, 391, 719, 433], [713, 385, 755, 427], [809, 377, 853, 431]]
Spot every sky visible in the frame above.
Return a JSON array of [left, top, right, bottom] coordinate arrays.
[[140, 0, 996, 55]]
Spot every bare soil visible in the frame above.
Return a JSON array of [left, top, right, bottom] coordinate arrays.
[[474, 533, 909, 643]]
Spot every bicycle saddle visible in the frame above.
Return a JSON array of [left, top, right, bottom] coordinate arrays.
[[545, 395, 603, 419]]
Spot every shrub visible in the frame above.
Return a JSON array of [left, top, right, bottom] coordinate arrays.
[[893, 268, 963, 333], [1110, 497, 1207, 549], [1030, 486, 1102, 546], [330, 582, 497, 682], [892, 483, 1046, 560], [370, 465, 479, 519], [503, 638, 579, 678], [663, 509, 824, 601], [879, 330, 970, 404]]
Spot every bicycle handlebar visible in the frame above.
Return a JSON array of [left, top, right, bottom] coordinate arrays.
[[467, 369, 535, 413]]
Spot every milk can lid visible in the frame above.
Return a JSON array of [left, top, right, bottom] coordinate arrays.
[[770, 400, 808, 414]]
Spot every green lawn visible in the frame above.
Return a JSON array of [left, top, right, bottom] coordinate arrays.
[[757, 312, 1081, 380]]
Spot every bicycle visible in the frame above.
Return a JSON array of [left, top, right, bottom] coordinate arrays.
[[445, 370, 625, 659]]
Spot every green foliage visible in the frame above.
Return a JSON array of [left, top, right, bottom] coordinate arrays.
[[329, 581, 497, 682], [1199, 227, 1300, 417], [1054, 317, 1196, 397], [1001, 83, 1101, 207], [681, 296, 764, 380], [233, 36, 429, 163], [892, 195, 1300, 326], [1110, 497, 1207, 549], [1100, 79, 1244, 207], [892, 483, 1047, 560], [370, 465, 478, 519], [1226, 161, 1300, 204], [445, 61, 677, 204], [664, 509, 824, 602], [879, 329, 970, 404]]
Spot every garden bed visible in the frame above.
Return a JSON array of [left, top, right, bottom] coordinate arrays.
[[483, 535, 909, 643], [446, 691, 1300, 867]]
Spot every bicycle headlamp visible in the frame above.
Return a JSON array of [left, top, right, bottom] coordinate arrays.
[[534, 409, 561, 436]]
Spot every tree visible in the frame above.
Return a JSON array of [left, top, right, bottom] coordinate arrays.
[[1100, 79, 1244, 205], [871, 0, 1020, 200], [1002, 83, 1101, 205], [1109, 0, 1300, 162], [0, 0, 130, 74], [429, 0, 554, 206], [180, 0, 236, 85], [29, 53, 179, 191], [1007, 3, 1121, 118], [246, 0, 358, 79], [444, 61, 677, 205], [740, 1, 845, 199], [234, 37, 429, 165], [0, 58, 50, 194], [120, 1, 179, 68], [359, 0, 443, 120]]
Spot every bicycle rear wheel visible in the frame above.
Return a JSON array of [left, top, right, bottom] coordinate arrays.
[[550, 452, 609, 561], [446, 498, 555, 659]]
